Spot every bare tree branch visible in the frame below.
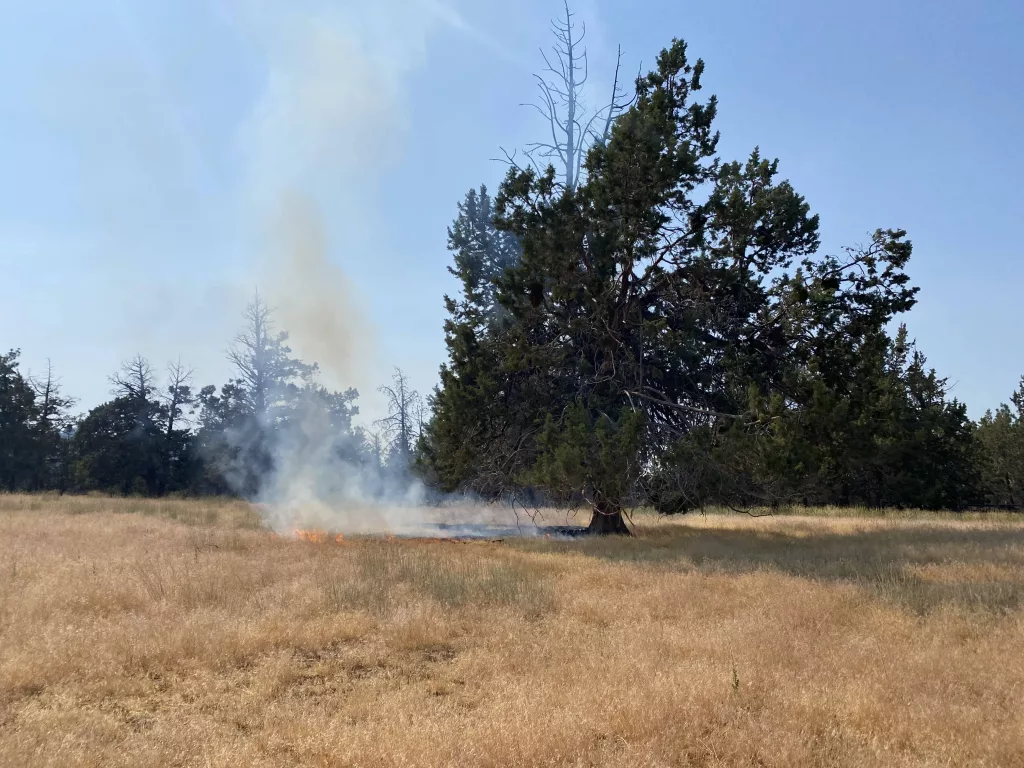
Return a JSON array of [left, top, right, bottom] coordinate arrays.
[[29, 359, 75, 427], [163, 359, 195, 437], [111, 355, 155, 402], [375, 368, 422, 466], [227, 291, 274, 416], [519, 1, 634, 191]]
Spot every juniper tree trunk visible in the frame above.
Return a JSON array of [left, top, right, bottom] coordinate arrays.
[[586, 500, 632, 535]]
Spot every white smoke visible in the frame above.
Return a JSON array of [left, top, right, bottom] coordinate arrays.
[[226, 0, 420, 534], [220, 0, 544, 536], [235, 0, 418, 394]]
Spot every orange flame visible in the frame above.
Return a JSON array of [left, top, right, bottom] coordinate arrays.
[[287, 530, 347, 544], [294, 529, 328, 543]]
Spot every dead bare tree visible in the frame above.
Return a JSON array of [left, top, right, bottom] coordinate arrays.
[[111, 355, 156, 402], [227, 291, 314, 418], [29, 360, 76, 491], [30, 360, 75, 430], [163, 360, 195, 441], [511, 1, 633, 191], [375, 368, 421, 467], [227, 292, 275, 417]]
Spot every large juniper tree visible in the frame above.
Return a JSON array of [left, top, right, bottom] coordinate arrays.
[[423, 39, 919, 533]]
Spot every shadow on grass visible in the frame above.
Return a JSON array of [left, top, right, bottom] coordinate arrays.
[[518, 522, 1024, 616], [318, 544, 555, 620]]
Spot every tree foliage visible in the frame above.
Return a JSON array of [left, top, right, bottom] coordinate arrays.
[[421, 38, 995, 531], [0, 351, 40, 492], [976, 379, 1024, 506]]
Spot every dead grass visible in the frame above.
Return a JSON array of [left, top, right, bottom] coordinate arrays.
[[1, 494, 1023, 767]]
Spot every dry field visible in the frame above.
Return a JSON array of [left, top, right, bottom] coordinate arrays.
[[1, 495, 1023, 767]]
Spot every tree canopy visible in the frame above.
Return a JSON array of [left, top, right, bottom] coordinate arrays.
[[420, 38, 1003, 532]]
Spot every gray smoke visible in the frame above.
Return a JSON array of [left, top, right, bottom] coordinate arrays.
[[219, 0, 543, 537]]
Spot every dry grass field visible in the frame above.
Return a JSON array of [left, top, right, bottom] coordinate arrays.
[[1, 494, 1023, 767]]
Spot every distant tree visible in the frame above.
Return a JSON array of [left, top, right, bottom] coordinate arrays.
[[376, 368, 420, 471], [196, 294, 366, 498], [976, 377, 1024, 506], [227, 292, 315, 420], [110, 354, 157, 404], [72, 354, 205, 496], [195, 381, 257, 495], [28, 360, 75, 491], [159, 360, 198, 494], [370, 430, 384, 471], [447, 186, 523, 329], [162, 361, 194, 442], [291, 383, 364, 465], [0, 350, 38, 491], [674, 325, 980, 511], [192, 294, 316, 496], [858, 330, 979, 509], [73, 399, 163, 496]]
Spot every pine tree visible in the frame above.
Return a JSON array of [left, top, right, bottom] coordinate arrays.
[[73, 356, 168, 495], [446, 185, 522, 332], [0, 350, 39, 491], [977, 377, 1024, 506], [28, 360, 75, 491]]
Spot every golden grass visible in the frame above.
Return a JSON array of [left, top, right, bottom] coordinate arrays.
[[1, 494, 1023, 767]]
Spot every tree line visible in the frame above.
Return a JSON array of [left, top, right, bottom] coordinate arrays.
[[0, 295, 423, 499], [3, 10, 1021, 528]]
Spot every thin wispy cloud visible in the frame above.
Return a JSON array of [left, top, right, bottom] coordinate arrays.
[[417, 0, 530, 68]]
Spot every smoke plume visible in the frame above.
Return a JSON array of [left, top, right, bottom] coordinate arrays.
[[263, 193, 372, 395], [221, 0, 533, 536]]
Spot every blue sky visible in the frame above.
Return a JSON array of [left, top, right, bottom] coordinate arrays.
[[1, 0, 1021, 423]]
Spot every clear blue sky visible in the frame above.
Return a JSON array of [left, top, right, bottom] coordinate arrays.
[[1, 0, 1021, 423]]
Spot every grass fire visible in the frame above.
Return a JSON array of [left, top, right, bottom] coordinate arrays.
[[291, 530, 344, 544]]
